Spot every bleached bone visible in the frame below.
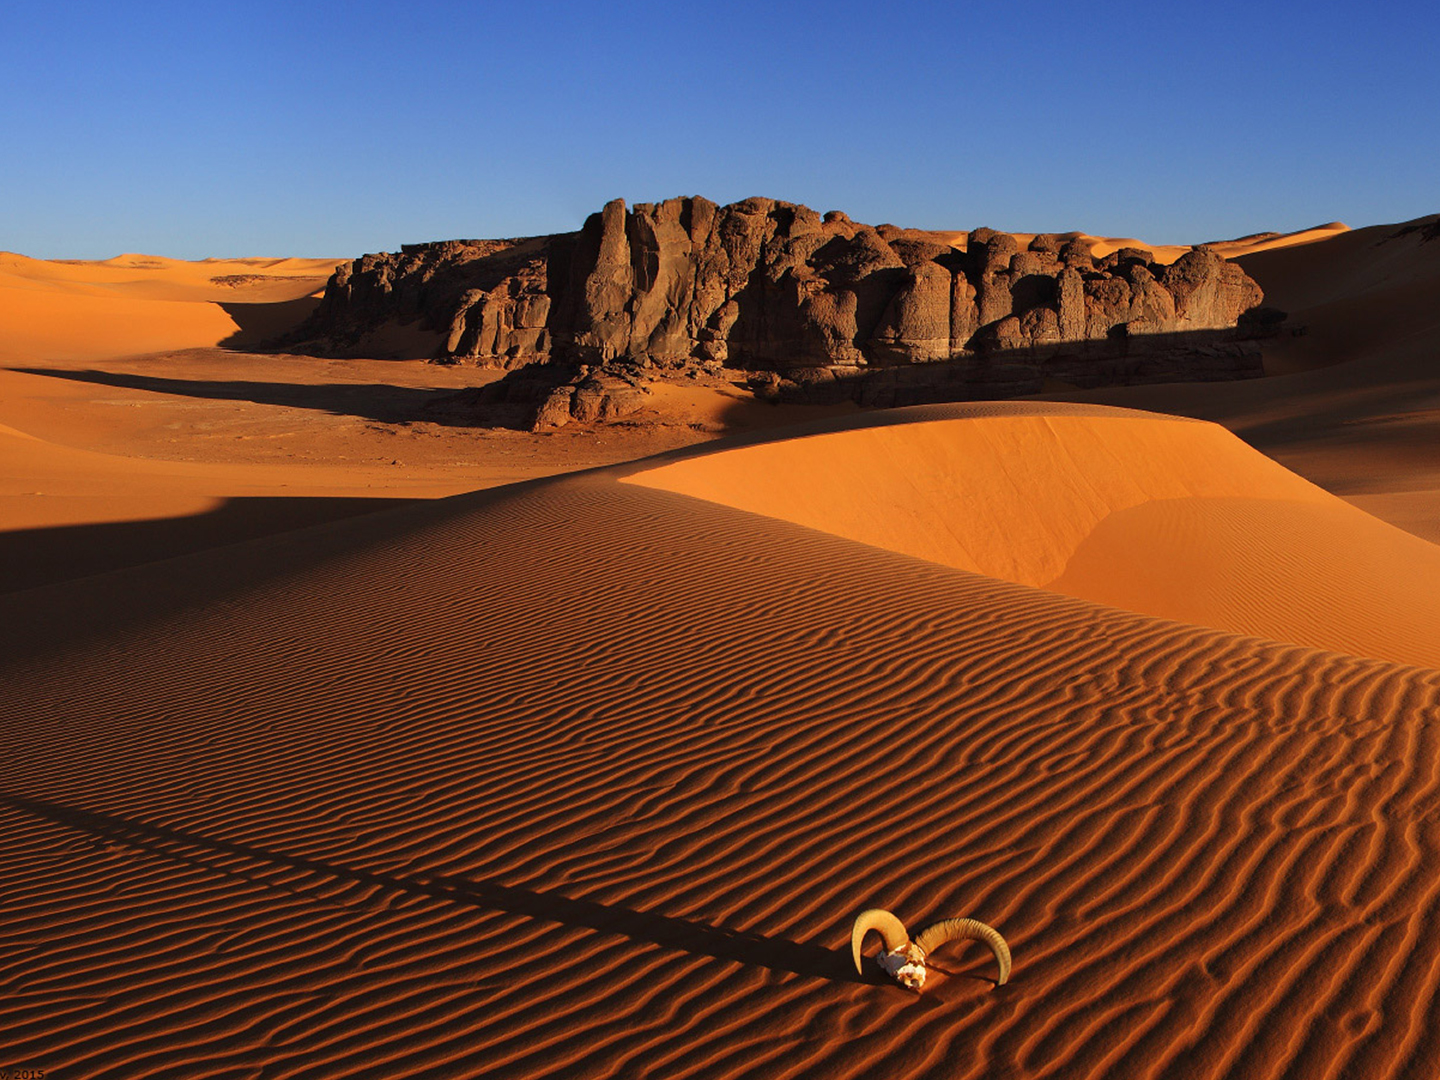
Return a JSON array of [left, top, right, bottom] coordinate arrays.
[[850, 907, 1010, 991]]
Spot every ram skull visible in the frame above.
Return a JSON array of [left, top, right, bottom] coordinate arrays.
[[850, 908, 1011, 991]]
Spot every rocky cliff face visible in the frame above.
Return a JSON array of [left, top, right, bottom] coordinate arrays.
[[294, 196, 1273, 425]]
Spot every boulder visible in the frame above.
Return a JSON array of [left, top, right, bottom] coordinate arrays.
[[571, 373, 649, 422], [1125, 264, 1178, 334], [981, 232, 1020, 272], [1161, 246, 1264, 330], [977, 270, 1014, 326], [950, 273, 980, 351], [1056, 267, 1086, 339], [531, 386, 575, 430], [1098, 246, 1155, 272], [1028, 233, 1062, 255], [1059, 237, 1095, 269], [1020, 305, 1061, 346], [870, 261, 953, 362], [292, 197, 1272, 411], [1085, 276, 1132, 339]]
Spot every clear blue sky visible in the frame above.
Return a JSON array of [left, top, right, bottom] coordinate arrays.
[[2, 0, 1436, 258]]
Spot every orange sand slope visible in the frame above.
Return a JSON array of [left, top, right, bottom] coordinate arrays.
[[628, 403, 1440, 669], [4, 405, 1440, 1080], [1044, 213, 1440, 544], [0, 351, 519, 593], [1079, 221, 1348, 264], [0, 251, 340, 362], [0, 407, 484, 592], [1236, 214, 1440, 373]]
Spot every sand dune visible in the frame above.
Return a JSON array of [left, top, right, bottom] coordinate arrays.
[[628, 403, 1440, 669], [0, 361, 718, 590], [1235, 215, 1440, 374], [4, 404, 1440, 1078], [1044, 214, 1440, 545], [1204, 221, 1350, 259], [1075, 222, 1348, 264], [0, 251, 340, 362]]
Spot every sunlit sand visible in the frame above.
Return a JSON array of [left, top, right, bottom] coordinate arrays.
[[4, 216, 1440, 1078]]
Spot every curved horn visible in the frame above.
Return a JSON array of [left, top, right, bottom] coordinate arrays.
[[850, 909, 911, 976], [913, 918, 1011, 985]]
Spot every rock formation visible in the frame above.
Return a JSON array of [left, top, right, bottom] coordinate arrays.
[[291, 197, 1274, 426]]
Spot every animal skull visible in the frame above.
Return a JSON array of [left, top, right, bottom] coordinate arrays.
[[876, 942, 930, 990], [851, 908, 1011, 992]]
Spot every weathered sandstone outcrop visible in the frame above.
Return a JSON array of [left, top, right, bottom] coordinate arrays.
[[292, 197, 1273, 426]]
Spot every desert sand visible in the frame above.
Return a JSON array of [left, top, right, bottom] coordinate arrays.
[[1042, 214, 1440, 550], [3, 218, 1440, 1078], [628, 404, 1440, 669], [0, 253, 751, 588], [0, 252, 345, 362]]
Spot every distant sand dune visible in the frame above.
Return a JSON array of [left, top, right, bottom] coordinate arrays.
[[4, 404, 1440, 1078], [922, 221, 1348, 265], [0, 251, 339, 362], [1234, 216, 1440, 375]]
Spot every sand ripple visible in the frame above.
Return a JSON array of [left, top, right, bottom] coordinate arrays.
[[3, 414, 1440, 1078]]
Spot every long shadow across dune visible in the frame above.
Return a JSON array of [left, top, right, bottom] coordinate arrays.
[[0, 495, 418, 594], [2, 794, 860, 986], [11, 366, 487, 427], [0, 483, 524, 667]]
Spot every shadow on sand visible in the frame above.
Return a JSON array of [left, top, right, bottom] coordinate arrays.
[[15, 317, 1281, 437], [2, 794, 863, 986], [10, 366, 483, 427], [0, 495, 418, 594], [217, 296, 324, 350]]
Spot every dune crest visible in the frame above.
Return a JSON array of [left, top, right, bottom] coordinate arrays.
[[928, 221, 1350, 265], [626, 402, 1440, 667]]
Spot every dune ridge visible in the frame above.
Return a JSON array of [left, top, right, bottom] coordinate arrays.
[[5, 403, 1440, 1078], [1232, 216, 1440, 376], [1041, 213, 1440, 545], [627, 403, 1440, 669]]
